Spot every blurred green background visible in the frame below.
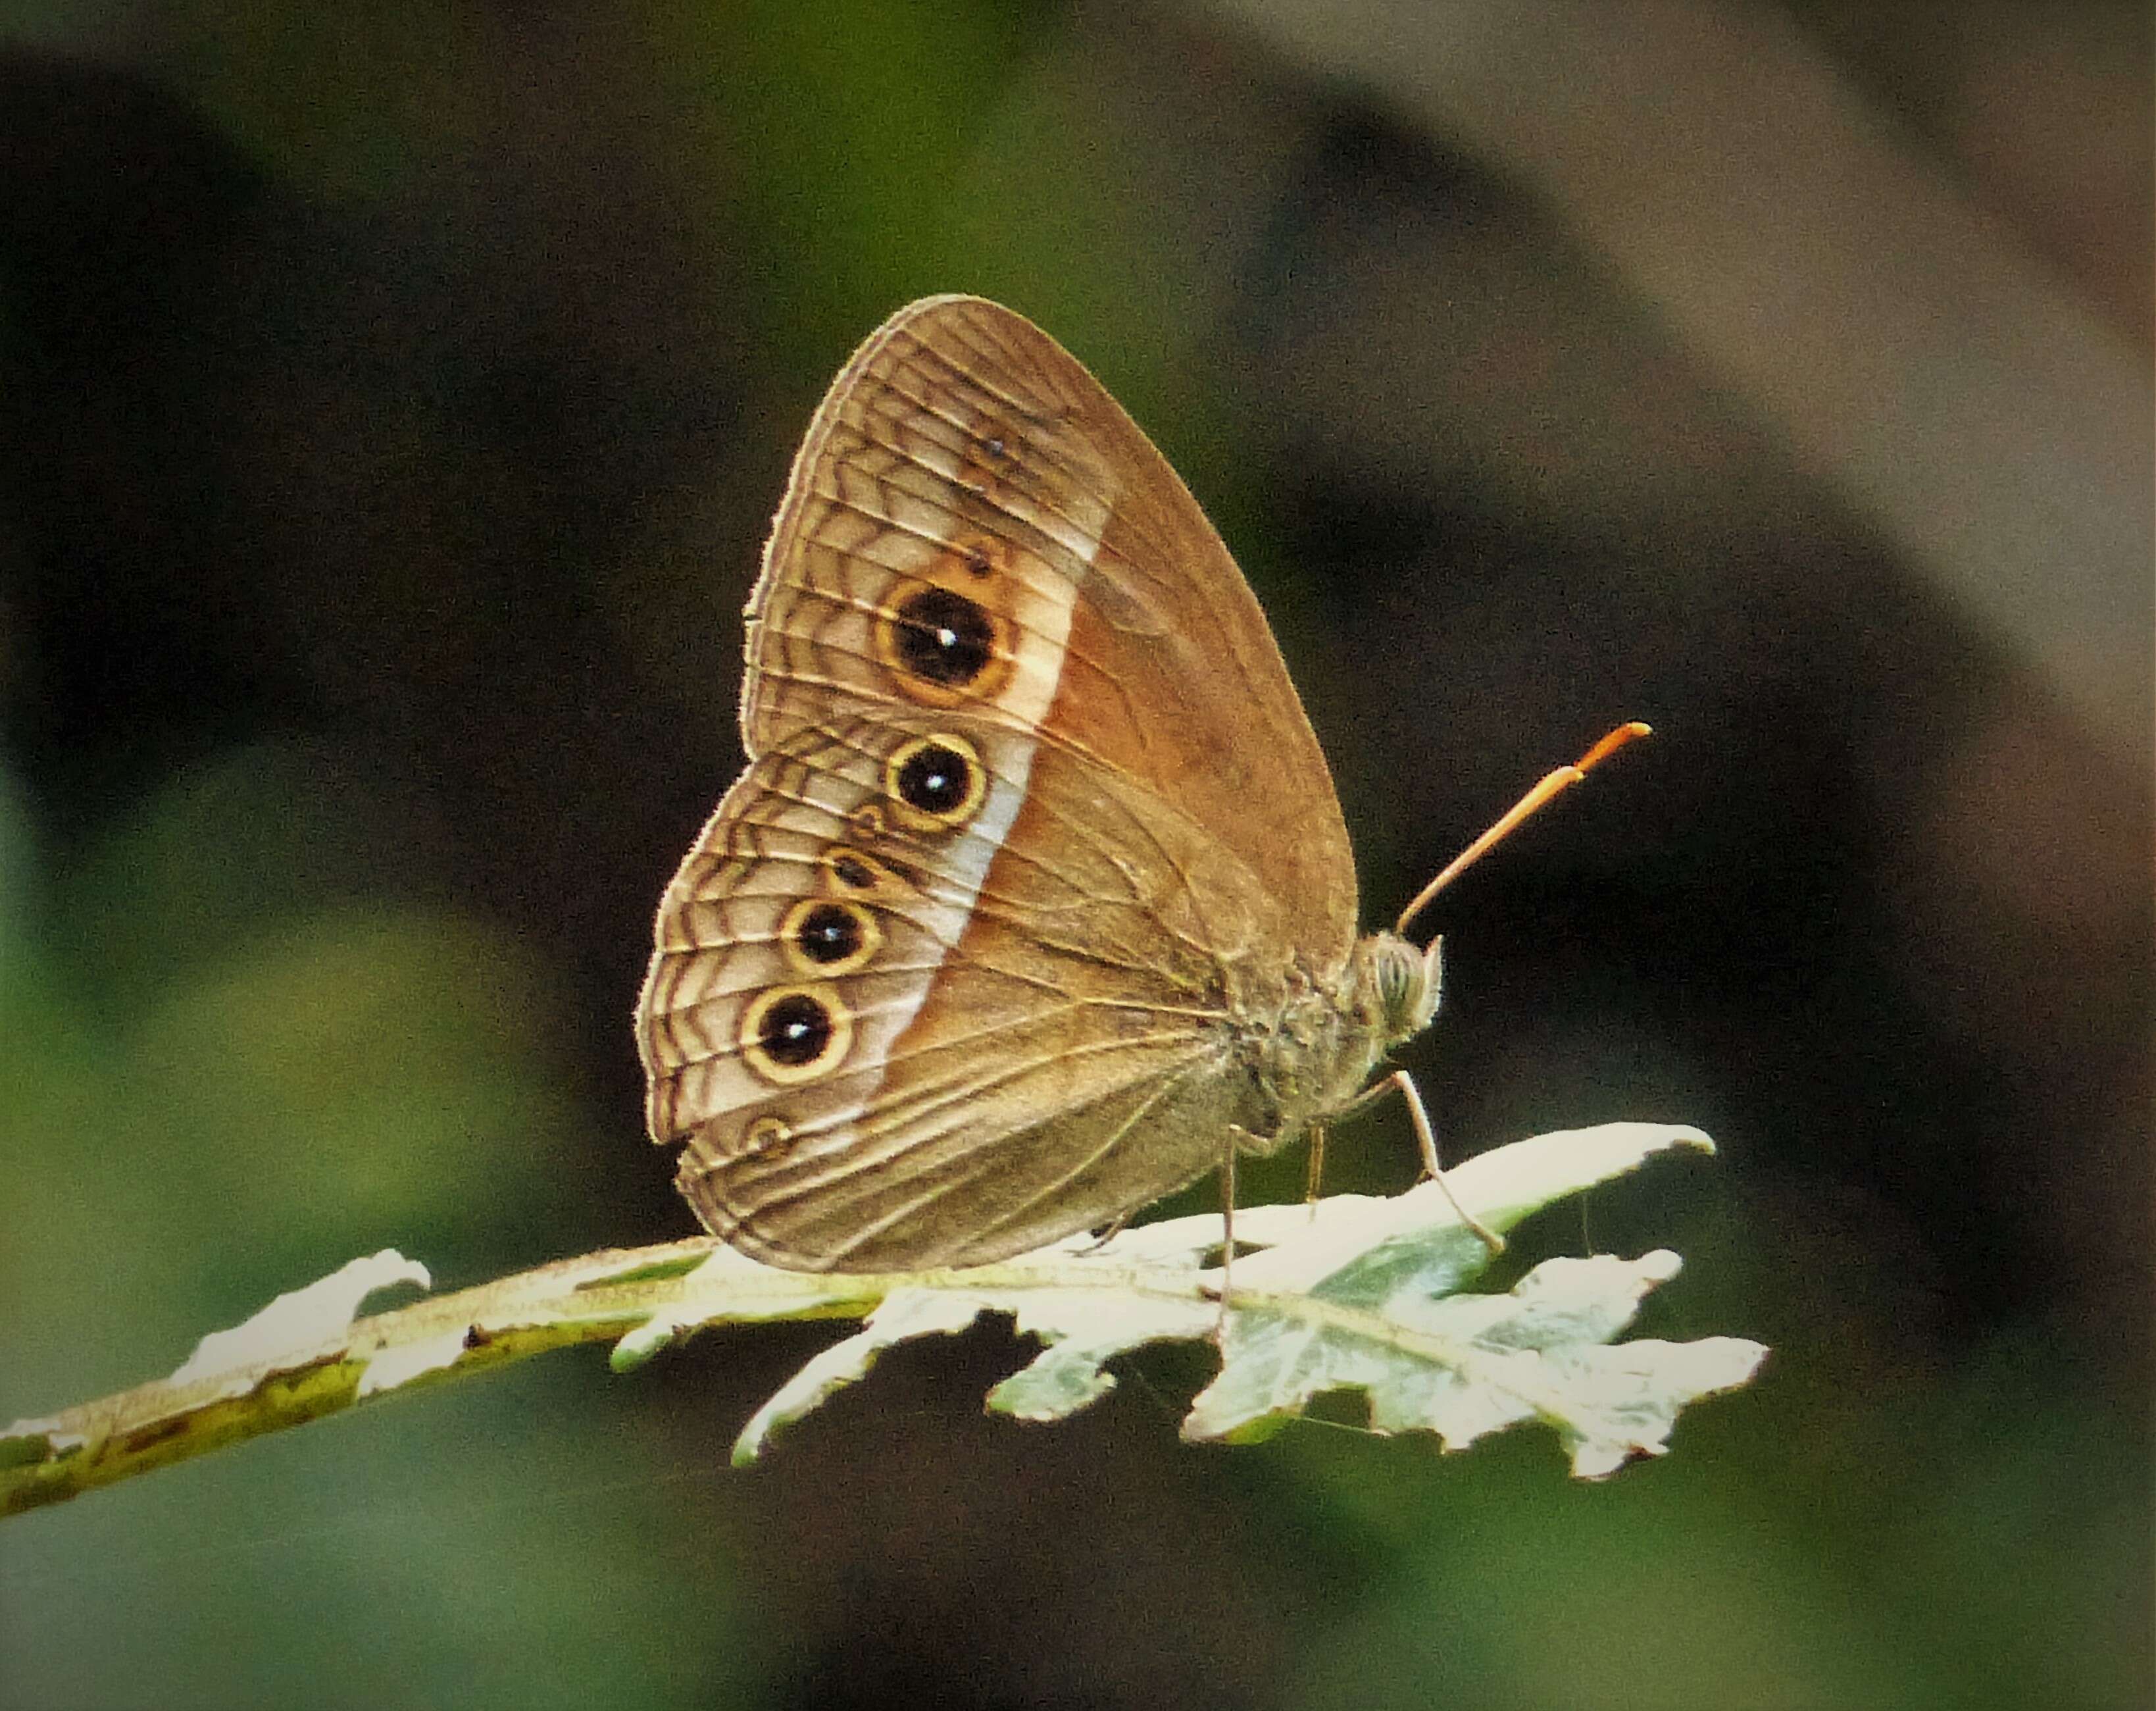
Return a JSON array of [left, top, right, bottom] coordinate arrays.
[[2, 3, 2147, 1706]]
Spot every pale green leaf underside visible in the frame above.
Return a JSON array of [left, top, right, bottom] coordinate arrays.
[[722, 1122, 1765, 1473], [3, 1121, 1763, 1517]]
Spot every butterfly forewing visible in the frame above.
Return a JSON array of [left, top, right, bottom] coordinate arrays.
[[745, 297, 1356, 959]]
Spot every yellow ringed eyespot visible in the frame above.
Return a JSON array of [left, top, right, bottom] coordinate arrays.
[[738, 984, 852, 1085], [780, 895, 880, 978], [883, 732, 986, 829]]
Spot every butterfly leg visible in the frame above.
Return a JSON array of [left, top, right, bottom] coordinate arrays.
[[1209, 1133, 1241, 1342], [1303, 1121, 1328, 1213], [1345, 1070, 1504, 1254], [1080, 1213, 1136, 1253]]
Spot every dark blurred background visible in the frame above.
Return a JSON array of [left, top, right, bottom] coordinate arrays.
[[1, 3, 2147, 1706]]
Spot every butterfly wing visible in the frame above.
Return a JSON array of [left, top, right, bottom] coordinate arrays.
[[640, 296, 1358, 1269], [739, 295, 1357, 961], [641, 706, 1298, 1269]]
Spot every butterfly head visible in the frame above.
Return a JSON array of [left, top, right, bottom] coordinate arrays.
[[1356, 931, 1444, 1048]]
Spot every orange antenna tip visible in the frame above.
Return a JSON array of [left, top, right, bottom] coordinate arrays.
[[1576, 721, 1652, 772], [1392, 719, 1652, 940]]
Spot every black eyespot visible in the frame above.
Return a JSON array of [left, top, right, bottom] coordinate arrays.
[[882, 732, 988, 830], [891, 586, 994, 688], [816, 850, 906, 928], [793, 902, 864, 965], [740, 983, 853, 1083], [757, 992, 832, 1067], [782, 896, 880, 977], [896, 742, 972, 816]]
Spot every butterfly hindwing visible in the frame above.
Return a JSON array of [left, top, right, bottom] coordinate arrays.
[[641, 708, 1290, 1267]]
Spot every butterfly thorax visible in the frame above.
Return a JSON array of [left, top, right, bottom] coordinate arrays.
[[1244, 932, 1442, 1144]]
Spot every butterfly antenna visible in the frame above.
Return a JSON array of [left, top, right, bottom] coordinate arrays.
[[1393, 721, 1651, 940]]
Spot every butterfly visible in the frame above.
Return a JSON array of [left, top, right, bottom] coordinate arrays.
[[637, 295, 1643, 1273]]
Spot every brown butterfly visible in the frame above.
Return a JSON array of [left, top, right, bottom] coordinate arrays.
[[637, 295, 1643, 1273]]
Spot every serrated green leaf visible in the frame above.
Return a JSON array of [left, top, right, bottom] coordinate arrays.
[[1185, 1249, 1767, 1475], [6, 1122, 1760, 1516], [721, 1121, 1762, 1472]]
